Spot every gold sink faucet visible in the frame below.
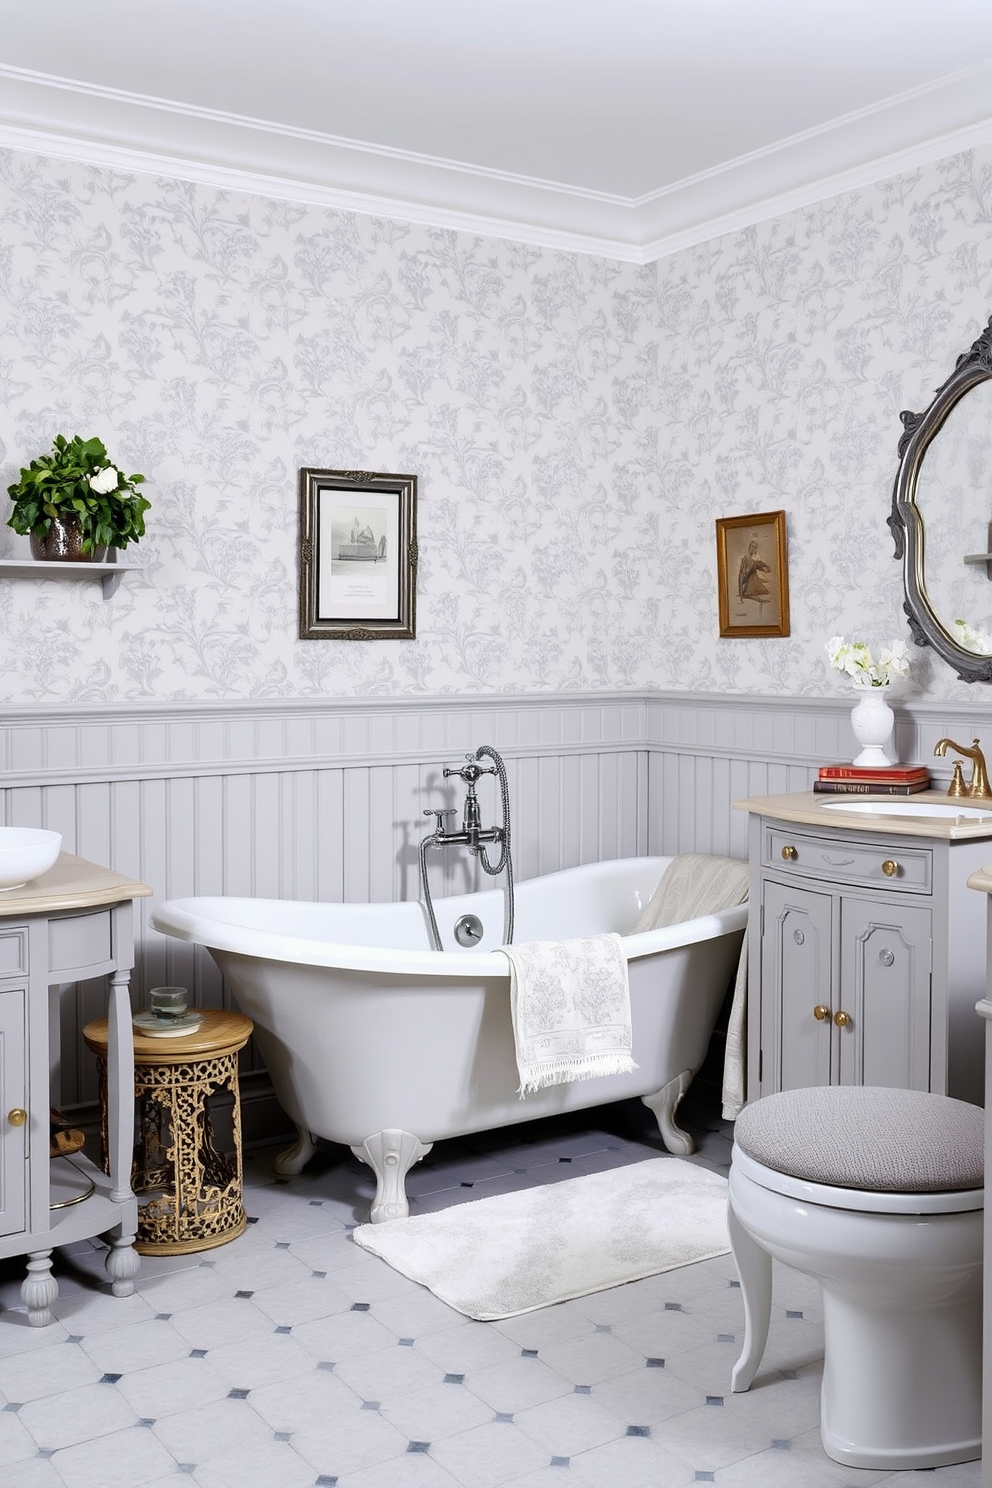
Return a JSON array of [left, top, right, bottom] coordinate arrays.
[[933, 738, 992, 799]]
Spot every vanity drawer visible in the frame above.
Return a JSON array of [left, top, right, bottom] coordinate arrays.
[[762, 826, 932, 893], [48, 910, 113, 976]]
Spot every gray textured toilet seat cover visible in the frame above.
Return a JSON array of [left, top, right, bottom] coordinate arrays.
[[735, 1086, 984, 1192]]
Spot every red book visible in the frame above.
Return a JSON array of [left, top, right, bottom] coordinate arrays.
[[813, 779, 931, 796], [818, 763, 930, 782]]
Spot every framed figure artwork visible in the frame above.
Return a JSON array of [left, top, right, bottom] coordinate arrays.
[[299, 468, 418, 639], [715, 509, 790, 638]]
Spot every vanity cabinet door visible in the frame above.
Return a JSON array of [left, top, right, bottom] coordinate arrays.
[[837, 898, 932, 1091], [760, 879, 834, 1093], [0, 986, 27, 1239]]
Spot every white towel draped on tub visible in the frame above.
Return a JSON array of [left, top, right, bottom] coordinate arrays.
[[632, 853, 749, 1123], [499, 933, 638, 1097]]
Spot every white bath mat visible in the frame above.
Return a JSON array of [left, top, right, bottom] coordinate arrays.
[[351, 1157, 730, 1320]]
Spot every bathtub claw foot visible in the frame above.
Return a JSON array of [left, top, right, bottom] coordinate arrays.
[[274, 1126, 318, 1176], [352, 1129, 433, 1223], [642, 1069, 695, 1156]]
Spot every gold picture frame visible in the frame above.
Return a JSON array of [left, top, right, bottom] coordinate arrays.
[[299, 468, 417, 640], [715, 510, 790, 638]]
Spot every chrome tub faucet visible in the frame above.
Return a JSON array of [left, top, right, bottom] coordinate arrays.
[[420, 745, 514, 950]]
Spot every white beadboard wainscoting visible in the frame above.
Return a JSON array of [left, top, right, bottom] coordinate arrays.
[[6, 689, 986, 1130]]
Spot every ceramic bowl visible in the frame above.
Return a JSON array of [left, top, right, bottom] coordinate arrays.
[[0, 827, 62, 890]]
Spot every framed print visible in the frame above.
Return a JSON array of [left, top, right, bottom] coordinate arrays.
[[299, 468, 417, 640], [715, 510, 790, 638]]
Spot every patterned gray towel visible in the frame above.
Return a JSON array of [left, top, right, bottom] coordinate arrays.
[[633, 852, 748, 932], [499, 932, 637, 1096]]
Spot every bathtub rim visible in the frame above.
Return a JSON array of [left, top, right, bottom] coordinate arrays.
[[150, 855, 748, 978]]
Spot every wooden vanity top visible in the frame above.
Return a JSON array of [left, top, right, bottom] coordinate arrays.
[[0, 851, 151, 917], [734, 791, 992, 841]]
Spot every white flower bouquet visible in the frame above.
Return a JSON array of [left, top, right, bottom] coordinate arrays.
[[825, 635, 910, 688]]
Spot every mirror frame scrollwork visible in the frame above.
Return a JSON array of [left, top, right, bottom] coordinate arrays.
[[889, 315, 992, 683]]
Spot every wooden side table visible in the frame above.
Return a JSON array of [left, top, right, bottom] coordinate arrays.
[[84, 1009, 253, 1255]]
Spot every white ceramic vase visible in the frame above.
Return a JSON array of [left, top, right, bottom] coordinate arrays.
[[850, 683, 895, 767]]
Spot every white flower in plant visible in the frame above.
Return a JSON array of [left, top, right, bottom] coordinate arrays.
[[825, 635, 848, 670], [876, 639, 910, 679], [88, 466, 119, 495]]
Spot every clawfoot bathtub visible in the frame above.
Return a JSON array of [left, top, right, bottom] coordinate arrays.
[[152, 856, 746, 1223]]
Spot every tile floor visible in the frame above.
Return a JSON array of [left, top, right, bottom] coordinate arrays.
[[0, 1078, 981, 1488]]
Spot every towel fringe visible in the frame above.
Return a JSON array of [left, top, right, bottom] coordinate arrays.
[[518, 1053, 638, 1098]]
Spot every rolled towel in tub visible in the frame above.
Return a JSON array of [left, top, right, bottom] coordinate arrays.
[[633, 852, 749, 1122], [499, 933, 637, 1097]]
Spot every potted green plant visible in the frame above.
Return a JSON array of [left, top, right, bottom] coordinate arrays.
[[7, 434, 149, 561]]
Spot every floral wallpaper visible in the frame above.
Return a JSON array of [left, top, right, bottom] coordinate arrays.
[[1, 141, 992, 703]]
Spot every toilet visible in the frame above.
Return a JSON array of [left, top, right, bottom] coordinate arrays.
[[728, 1085, 983, 1471]]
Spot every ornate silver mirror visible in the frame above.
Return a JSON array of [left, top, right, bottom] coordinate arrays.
[[889, 316, 992, 683]]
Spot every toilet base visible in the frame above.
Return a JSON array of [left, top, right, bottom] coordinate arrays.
[[729, 1162, 983, 1471], [819, 1279, 982, 1470], [822, 1425, 980, 1472]]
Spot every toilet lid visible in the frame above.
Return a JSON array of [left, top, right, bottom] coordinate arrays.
[[734, 1086, 983, 1197], [732, 1146, 983, 1214]]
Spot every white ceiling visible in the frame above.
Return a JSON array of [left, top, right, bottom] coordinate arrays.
[[2, 0, 992, 260]]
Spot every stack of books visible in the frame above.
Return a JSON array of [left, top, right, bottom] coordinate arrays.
[[814, 764, 931, 796]]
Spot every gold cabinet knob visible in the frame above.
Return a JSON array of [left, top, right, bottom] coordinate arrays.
[[881, 859, 899, 877], [7, 1108, 26, 1127], [813, 1004, 831, 1022], [834, 1010, 851, 1028], [781, 845, 798, 861]]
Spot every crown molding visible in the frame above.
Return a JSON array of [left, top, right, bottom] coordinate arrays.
[[636, 59, 992, 258], [1, 60, 991, 263], [0, 121, 643, 262], [638, 114, 992, 261]]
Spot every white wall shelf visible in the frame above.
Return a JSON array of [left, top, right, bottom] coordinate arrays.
[[0, 559, 140, 597]]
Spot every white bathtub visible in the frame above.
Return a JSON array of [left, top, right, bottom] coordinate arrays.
[[152, 856, 746, 1222]]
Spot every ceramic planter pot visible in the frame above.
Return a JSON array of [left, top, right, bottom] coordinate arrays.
[[30, 516, 107, 563]]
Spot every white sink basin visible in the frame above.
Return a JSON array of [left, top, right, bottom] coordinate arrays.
[[819, 800, 992, 820], [0, 827, 62, 889]]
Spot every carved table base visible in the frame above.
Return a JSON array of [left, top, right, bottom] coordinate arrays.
[[85, 1009, 253, 1255]]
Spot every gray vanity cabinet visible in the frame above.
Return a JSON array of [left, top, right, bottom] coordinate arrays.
[[0, 857, 151, 1324], [747, 812, 989, 1107]]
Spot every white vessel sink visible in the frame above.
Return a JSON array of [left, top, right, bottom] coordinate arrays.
[[0, 827, 62, 889], [819, 800, 992, 820]]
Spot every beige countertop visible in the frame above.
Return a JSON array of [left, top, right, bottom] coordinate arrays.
[[734, 791, 992, 841], [0, 852, 151, 917]]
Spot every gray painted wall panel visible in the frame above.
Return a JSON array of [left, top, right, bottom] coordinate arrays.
[[7, 688, 982, 1110]]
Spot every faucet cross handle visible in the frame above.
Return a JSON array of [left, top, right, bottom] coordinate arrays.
[[443, 761, 492, 784], [423, 808, 457, 831]]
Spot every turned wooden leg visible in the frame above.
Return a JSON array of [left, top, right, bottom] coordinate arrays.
[[351, 1129, 432, 1223], [641, 1068, 695, 1155], [22, 1250, 59, 1327], [105, 1228, 140, 1297]]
